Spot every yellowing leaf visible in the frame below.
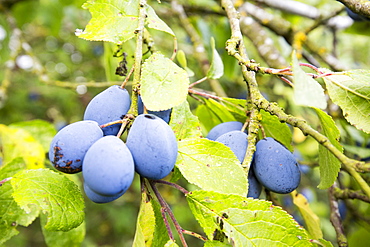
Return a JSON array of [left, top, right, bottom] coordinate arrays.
[[132, 189, 168, 247], [0, 125, 45, 169], [291, 191, 323, 240]]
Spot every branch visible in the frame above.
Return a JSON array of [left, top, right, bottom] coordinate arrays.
[[171, 0, 227, 97], [329, 185, 348, 247], [253, 0, 320, 19], [221, 0, 370, 199], [334, 187, 370, 203], [337, 0, 370, 18]]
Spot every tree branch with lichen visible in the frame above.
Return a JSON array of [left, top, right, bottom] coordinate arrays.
[[220, 0, 370, 200]]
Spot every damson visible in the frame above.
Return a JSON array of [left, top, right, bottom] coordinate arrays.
[[84, 85, 131, 136], [215, 131, 262, 199], [83, 183, 124, 204], [206, 121, 243, 141], [48, 120, 103, 174], [126, 114, 178, 180], [138, 95, 172, 123], [253, 137, 301, 194], [83, 136, 135, 196]]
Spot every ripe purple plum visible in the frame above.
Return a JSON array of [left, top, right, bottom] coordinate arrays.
[[253, 137, 301, 194], [126, 114, 178, 180], [84, 85, 131, 135], [206, 121, 244, 141], [48, 120, 103, 173], [83, 136, 135, 196], [215, 130, 262, 198]]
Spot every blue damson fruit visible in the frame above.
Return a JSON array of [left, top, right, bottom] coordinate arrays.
[[83, 136, 135, 196], [138, 96, 172, 123], [49, 120, 103, 174], [253, 137, 301, 194], [84, 183, 124, 204], [126, 114, 178, 180], [215, 131, 262, 199], [206, 121, 243, 141], [84, 85, 131, 135]]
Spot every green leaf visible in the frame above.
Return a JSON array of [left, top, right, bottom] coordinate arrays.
[[292, 52, 327, 109], [177, 138, 248, 196], [169, 100, 203, 140], [41, 214, 85, 247], [314, 108, 343, 189], [77, 0, 139, 44], [140, 52, 189, 111], [10, 119, 57, 151], [0, 158, 39, 245], [11, 168, 84, 231], [342, 144, 370, 159], [260, 110, 293, 151], [220, 98, 247, 123], [0, 124, 45, 169], [187, 190, 314, 247], [164, 240, 179, 247], [291, 191, 322, 240], [321, 69, 370, 134], [132, 191, 169, 247], [207, 37, 224, 79], [317, 239, 334, 247], [145, 5, 175, 36], [204, 240, 232, 247], [77, 1, 175, 44], [195, 105, 221, 134]]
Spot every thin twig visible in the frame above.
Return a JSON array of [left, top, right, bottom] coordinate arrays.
[[149, 181, 189, 247], [329, 185, 348, 247], [151, 180, 189, 194]]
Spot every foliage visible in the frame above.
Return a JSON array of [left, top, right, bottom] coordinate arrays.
[[1, 0, 370, 247]]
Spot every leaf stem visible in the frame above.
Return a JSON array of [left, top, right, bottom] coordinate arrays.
[[150, 180, 189, 194], [149, 180, 188, 247], [0, 177, 12, 186]]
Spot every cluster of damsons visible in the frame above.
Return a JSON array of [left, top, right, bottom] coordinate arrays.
[[49, 85, 177, 203], [207, 121, 301, 198]]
